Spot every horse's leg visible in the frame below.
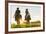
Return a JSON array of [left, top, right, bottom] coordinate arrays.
[[26, 20, 30, 24], [17, 20, 20, 25]]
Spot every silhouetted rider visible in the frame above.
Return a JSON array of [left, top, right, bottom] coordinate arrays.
[[14, 8, 22, 24], [25, 9, 31, 24]]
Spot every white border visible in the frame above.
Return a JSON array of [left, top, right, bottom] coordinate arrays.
[[8, 3, 43, 32]]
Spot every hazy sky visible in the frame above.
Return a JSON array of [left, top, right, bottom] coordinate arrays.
[[8, 3, 41, 23]]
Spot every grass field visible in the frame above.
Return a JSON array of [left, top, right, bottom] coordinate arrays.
[[11, 20, 41, 28]]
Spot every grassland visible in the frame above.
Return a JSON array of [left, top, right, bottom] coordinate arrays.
[[11, 20, 41, 28]]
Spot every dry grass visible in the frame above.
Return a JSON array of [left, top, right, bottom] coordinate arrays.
[[11, 20, 41, 28]]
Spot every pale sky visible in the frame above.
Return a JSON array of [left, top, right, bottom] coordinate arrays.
[[8, 3, 42, 23]]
